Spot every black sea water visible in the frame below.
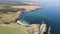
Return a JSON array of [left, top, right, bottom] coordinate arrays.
[[19, 0, 60, 34]]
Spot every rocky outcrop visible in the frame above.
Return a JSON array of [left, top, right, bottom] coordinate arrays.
[[0, 12, 19, 24], [27, 21, 51, 34]]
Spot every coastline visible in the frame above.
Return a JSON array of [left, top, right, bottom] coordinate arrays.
[[17, 20, 29, 26], [15, 2, 41, 25], [0, 2, 41, 27]]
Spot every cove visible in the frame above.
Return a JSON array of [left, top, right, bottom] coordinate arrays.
[[19, 0, 60, 34]]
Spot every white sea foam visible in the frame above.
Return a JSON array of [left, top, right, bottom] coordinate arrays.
[[17, 20, 29, 26], [17, 21, 26, 25]]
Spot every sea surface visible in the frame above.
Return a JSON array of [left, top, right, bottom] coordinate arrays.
[[19, 0, 60, 34]]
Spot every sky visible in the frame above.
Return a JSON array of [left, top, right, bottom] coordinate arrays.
[[0, 0, 35, 1], [0, 0, 39, 2], [0, 0, 60, 4], [0, 0, 59, 2]]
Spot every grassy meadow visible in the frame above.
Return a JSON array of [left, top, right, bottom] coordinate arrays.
[[0, 24, 29, 34]]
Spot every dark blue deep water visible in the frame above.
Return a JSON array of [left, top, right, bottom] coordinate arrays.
[[20, 0, 60, 34]]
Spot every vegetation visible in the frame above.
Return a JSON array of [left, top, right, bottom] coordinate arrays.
[[0, 24, 28, 34]]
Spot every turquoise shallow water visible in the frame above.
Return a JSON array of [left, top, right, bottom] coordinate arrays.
[[19, 0, 60, 34]]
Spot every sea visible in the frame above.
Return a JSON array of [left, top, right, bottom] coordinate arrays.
[[19, 0, 60, 34]]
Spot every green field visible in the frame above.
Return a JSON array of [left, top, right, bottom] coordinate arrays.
[[0, 24, 28, 34]]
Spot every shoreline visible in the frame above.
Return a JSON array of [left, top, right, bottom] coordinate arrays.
[[17, 20, 30, 26]]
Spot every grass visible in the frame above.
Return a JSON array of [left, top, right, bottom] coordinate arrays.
[[0, 24, 28, 34]]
